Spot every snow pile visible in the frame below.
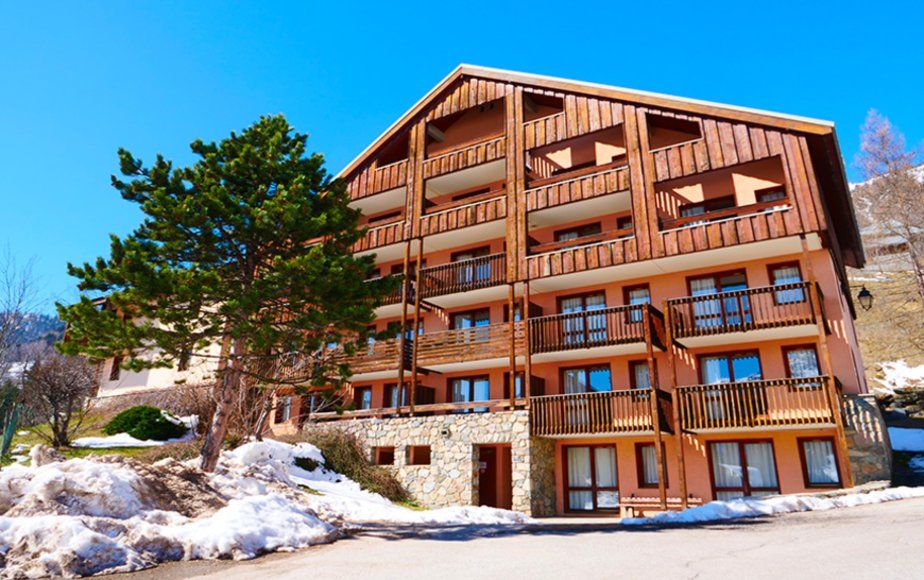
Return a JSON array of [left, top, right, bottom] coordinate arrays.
[[874, 360, 924, 393], [0, 439, 529, 577], [72, 414, 199, 448], [623, 486, 924, 526], [888, 427, 924, 452]]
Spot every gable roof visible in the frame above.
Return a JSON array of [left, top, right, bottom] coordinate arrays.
[[339, 64, 837, 178]]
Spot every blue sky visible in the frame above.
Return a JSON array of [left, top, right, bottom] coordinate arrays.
[[0, 1, 921, 312]]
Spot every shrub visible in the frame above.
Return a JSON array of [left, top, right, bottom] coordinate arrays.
[[103, 406, 187, 441], [294, 430, 409, 503]]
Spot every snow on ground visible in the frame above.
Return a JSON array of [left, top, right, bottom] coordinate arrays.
[[0, 439, 529, 577], [874, 360, 924, 393], [72, 414, 199, 448], [622, 486, 924, 526], [889, 427, 924, 452]]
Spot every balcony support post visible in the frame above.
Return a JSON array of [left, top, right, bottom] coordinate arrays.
[[508, 283, 517, 409], [524, 280, 533, 403], [396, 240, 411, 415], [410, 236, 425, 416], [643, 307, 668, 510], [664, 302, 689, 508], [801, 237, 854, 488]]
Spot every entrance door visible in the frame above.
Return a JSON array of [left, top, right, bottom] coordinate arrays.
[[477, 445, 512, 509]]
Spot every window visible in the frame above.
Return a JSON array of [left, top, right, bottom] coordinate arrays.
[[554, 222, 602, 247], [679, 195, 736, 220], [407, 445, 431, 465], [623, 284, 650, 323], [636, 443, 666, 488], [562, 366, 611, 394], [374, 447, 396, 466], [699, 352, 764, 421], [629, 360, 653, 391], [799, 438, 841, 488], [275, 396, 292, 423], [108, 356, 122, 381], [756, 187, 787, 204], [385, 383, 408, 408], [565, 445, 619, 511], [353, 387, 372, 410], [451, 308, 490, 330], [451, 246, 493, 286], [784, 345, 821, 379], [504, 372, 525, 399], [450, 376, 490, 412], [768, 262, 805, 304], [709, 441, 779, 501], [616, 215, 634, 231], [688, 271, 750, 329], [558, 292, 608, 346]]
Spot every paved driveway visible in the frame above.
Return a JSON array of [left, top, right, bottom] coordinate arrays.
[[130, 497, 924, 580]]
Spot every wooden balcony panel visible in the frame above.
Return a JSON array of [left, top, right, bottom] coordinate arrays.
[[529, 389, 656, 437], [418, 194, 507, 237], [676, 376, 835, 432], [347, 159, 409, 200], [353, 219, 408, 253], [529, 305, 647, 354], [525, 164, 630, 212], [422, 135, 506, 180], [668, 282, 817, 340], [523, 112, 567, 150], [331, 338, 403, 375], [526, 235, 637, 280], [419, 253, 506, 299], [309, 398, 523, 421], [659, 206, 803, 258], [528, 226, 633, 255], [366, 274, 405, 306], [417, 322, 524, 367]]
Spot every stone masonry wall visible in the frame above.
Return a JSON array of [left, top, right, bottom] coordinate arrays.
[[303, 411, 556, 516], [844, 394, 892, 484]]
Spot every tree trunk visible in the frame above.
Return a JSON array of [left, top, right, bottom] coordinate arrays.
[[252, 393, 274, 442], [200, 337, 245, 472]]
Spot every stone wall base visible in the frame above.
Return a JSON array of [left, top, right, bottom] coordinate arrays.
[[844, 394, 892, 484]]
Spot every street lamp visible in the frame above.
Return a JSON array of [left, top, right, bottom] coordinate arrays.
[[857, 286, 873, 311]]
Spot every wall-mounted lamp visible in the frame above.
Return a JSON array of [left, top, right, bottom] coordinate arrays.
[[857, 286, 874, 311]]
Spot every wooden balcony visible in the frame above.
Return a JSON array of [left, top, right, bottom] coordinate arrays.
[[309, 398, 523, 421], [353, 218, 407, 253], [530, 389, 672, 437], [417, 322, 524, 368], [331, 338, 406, 376], [529, 304, 650, 354], [526, 234, 637, 280], [528, 226, 633, 256], [675, 376, 836, 432], [422, 135, 506, 179], [418, 191, 507, 237], [667, 282, 818, 340], [347, 159, 409, 201], [659, 199, 790, 231], [419, 253, 506, 299], [525, 163, 630, 212], [367, 274, 405, 306]]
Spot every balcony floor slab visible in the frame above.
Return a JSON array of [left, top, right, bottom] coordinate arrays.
[[531, 342, 647, 363], [677, 324, 818, 349]]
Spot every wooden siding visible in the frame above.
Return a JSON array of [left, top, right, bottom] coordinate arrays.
[[421, 135, 505, 179], [416, 322, 525, 367], [418, 194, 506, 237], [526, 237, 638, 279], [353, 219, 408, 253], [523, 93, 626, 149]]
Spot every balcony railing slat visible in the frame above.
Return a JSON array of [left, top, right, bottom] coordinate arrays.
[[529, 389, 656, 437], [528, 304, 646, 354]]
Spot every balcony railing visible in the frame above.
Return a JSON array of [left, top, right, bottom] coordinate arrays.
[[366, 274, 405, 306], [330, 337, 406, 376], [530, 389, 670, 437], [354, 218, 407, 253], [347, 159, 409, 200], [309, 397, 521, 421], [417, 322, 524, 368], [659, 199, 790, 231], [529, 304, 648, 354], [675, 376, 835, 432], [528, 226, 633, 255], [418, 192, 507, 237], [422, 135, 506, 179], [667, 282, 818, 339], [419, 253, 506, 298]]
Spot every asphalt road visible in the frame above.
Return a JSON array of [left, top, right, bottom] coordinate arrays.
[[126, 497, 924, 580]]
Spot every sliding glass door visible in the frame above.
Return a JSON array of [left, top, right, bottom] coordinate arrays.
[[709, 441, 779, 501], [565, 445, 619, 511]]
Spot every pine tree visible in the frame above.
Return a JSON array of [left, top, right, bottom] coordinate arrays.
[[57, 115, 394, 470]]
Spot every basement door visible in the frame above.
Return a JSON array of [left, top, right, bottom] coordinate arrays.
[[477, 445, 512, 510]]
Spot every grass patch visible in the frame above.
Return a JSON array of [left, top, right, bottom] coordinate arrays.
[[294, 431, 410, 503]]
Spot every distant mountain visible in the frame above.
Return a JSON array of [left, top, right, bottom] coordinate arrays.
[[5, 312, 65, 360]]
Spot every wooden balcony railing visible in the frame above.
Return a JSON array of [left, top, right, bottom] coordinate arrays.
[[309, 397, 522, 421], [667, 282, 818, 339], [416, 322, 524, 367], [347, 159, 409, 200], [525, 164, 630, 212], [418, 193, 507, 237], [354, 218, 407, 253], [422, 135, 506, 179], [330, 337, 405, 375], [659, 199, 790, 231], [530, 389, 667, 437], [675, 376, 836, 432], [529, 304, 647, 354], [366, 274, 405, 306], [419, 253, 506, 299], [528, 226, 633, 255]]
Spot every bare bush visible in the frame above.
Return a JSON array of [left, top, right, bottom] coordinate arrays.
[[21, 350, 95, 447]]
